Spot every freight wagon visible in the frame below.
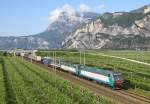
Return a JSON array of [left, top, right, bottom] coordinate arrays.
[[42, 57, 61, 68], [27, 55, 42, 61], [42, 57, 52, 65]]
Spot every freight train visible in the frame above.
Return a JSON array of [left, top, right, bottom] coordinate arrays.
[[27, 55, 125, 89]]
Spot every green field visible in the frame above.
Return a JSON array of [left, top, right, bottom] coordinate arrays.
[[36, 50, 150, 97], [0, 56, 115, 104], [89, 50, 150, 63]]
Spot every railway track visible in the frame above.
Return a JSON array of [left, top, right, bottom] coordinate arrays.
[[26, 59, 150, 104], [117, 90, 150, 104]]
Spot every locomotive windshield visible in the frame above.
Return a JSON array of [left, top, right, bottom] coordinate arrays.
[[113, 73, 123, 81]]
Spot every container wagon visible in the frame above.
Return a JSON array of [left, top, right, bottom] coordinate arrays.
[[42, 57, 52, 65]]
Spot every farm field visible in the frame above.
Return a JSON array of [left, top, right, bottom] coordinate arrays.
[[88, 50, 150, 64], [36, 50, 150, 97], [0, 56, 116, 104]]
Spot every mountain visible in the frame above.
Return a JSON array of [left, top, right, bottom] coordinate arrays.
[[0, 9, 98, 49], [131, 4, 150, 13], [0, 4, 150, 50], [63, 5, 150, 50], [36, 11, 98, 49]]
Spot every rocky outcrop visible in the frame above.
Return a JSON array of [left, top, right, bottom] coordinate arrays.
[[63, 5, 150, 50]]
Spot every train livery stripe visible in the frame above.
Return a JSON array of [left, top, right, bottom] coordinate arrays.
[[80, 70, 110, 83], [61, 65, 76, 73]]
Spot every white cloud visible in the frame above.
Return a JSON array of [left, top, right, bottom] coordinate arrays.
[[97, 4, 105, 9], [49, 8, 61, 22], [62, 4, 76, 15], [79, 4, 91, 12], [49, 4, 76, 22], [62, 4, 74, 11], [48, 4, 93, 22]]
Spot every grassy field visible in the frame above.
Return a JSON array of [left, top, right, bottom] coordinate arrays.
[[88, 50, 150, 63], [0, 56, 116, 104], [36, 50, 150, 97]]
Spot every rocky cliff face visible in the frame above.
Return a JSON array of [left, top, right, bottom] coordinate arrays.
[[63, 5, 150, 49]]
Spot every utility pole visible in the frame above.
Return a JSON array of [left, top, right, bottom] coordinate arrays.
[[22, 50, 23, 61], [31, 50, 33, 63], [80, 51, 82, 65], [53, 51, 55, 71], [84, 51, 86, 66]]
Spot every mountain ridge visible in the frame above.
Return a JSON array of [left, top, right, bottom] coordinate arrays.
[[63, 5, 150, 50], [0, 4, 150, 50]]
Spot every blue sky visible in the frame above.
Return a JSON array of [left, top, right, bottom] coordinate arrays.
[[0, 0, 149, 36]]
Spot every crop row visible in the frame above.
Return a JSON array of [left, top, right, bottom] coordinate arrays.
[[1, 58, 18, 104], [0, 58, 6, 104], [5, 58, 40, 104], [8, 58, 77, 104], [0, 57, 115, 104]]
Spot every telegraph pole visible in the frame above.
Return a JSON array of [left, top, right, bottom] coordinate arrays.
[[80, 51, 82, 65], [84, 51, 86, 66]]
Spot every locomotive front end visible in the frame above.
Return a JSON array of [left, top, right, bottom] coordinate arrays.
[[113, 72, 123, 89]]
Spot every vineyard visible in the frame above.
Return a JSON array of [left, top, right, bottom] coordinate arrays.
[[0, 56, 115, 104], [36, 50, 150, 97]]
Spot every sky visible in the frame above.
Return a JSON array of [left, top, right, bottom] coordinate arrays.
[[0, 0, 150, 36]]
